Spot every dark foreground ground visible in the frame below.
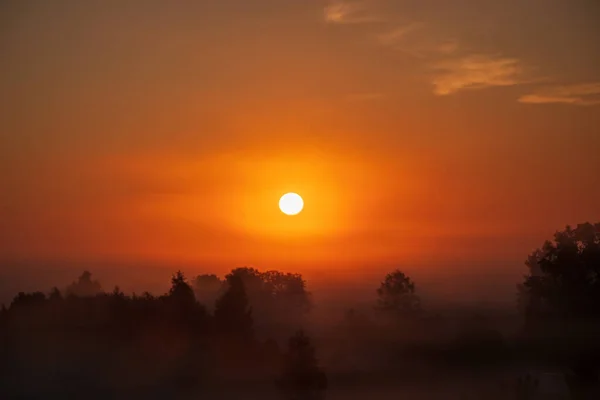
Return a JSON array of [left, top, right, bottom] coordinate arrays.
[[3, 367, 598, 400]]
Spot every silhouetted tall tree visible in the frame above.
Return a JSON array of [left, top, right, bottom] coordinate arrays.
[[226, 267, 312, 339], [65, 271, 103, 297], [193, 274, 224, 311], [169, 271, 196, 306], [214, 274, 253, 340], [277, 330, 327, 400], [518, 223, 600, 383], [518, 222, 600, 319], [376, 269, 421, 317], [48, 287, 62, 301]]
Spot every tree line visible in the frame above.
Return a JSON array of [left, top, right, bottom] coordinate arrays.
[[0, 222, 599, 399]]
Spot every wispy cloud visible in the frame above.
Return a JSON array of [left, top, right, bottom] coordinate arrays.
[[430, 55, 529, 96], [328, 7, 545, 100], [518, 83, 600, 106], [345, 92, 385, 102], [376, 24, 459, 58], [324, 0, 380, 24], [436, 39, 460, 55], [376, 23, 422, 47]]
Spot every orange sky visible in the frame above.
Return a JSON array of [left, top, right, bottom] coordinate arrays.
[[1, 1, 600, 297]]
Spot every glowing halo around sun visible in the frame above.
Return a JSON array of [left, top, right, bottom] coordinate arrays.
[[279, 193, 304, 216]]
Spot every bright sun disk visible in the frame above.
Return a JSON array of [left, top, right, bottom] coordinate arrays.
[[279, 193, 304, 215]]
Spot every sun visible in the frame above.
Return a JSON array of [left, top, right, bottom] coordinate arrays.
[[279, 193, 304, 216]]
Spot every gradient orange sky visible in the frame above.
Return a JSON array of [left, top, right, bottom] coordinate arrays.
[[1, 1, 599, 296]]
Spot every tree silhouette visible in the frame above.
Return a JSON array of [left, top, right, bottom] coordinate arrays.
[[518, 222, 600, 319], [518, 223, 600, 384], [214, 274, 253, 340], [225, 267, 312, 340], [193, 274, 224, 311], [0, 268, 322, 397], [164, 271, 208, 333], [277, 330, 327, 400], [225, 268, 311, 310], [261, 270, 312, 313], [168, 271, 196, 306], [48, 287, 62, 301], [65, 271, 103, 297], [13, 256, 600, 398], [10, 291, 46, 308], [376, 269, 421, 317]]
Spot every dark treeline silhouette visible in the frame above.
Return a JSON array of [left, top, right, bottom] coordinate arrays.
[[0, 222, 599, 399], [0, 267, 319, 399]]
